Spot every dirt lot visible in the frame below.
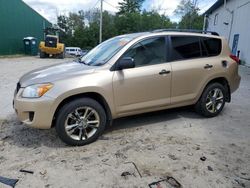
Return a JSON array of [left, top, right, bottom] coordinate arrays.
[[0, 57, 250, 188]]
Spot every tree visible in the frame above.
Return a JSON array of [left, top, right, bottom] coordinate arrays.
[[174, 0, 198, 17], [174, 0, 203, 29], [115, 12, 141, 34], [178, 11, 203, 29], [68, 10, 85, 32], [118, 0, 145, 14], [102, 11, 118, 40], [140, 11, 173, 31], [57, 15, 69, 34], [57, 6, 176, 49]]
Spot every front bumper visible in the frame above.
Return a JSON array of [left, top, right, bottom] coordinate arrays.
[[13, 88, 55, 129], [40, 47, 62, 55]]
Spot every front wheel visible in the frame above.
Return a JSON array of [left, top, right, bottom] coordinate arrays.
[[195, 83, 226, 117], [40, 51, 46, 58], [58, 51, 65, 59], [55, 98, 106, 146]]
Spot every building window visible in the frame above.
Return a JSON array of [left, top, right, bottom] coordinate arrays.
[[214, 13, 218, 25]]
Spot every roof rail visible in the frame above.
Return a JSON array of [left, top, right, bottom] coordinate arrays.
[[151, 29, 219, 36]]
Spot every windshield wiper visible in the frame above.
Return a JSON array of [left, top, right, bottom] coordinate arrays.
[[76, 58, 89, 65]]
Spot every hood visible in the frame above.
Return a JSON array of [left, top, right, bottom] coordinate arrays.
[[19, 61, 96, 87]]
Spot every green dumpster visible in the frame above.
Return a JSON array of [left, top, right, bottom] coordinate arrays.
[[23, 37, 38, 56]]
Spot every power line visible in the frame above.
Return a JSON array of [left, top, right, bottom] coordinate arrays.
[[103, 0, 119, 10], [91, 0, 100, 10]]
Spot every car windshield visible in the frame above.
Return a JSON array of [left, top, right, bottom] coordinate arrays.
[[79, 34, 141, 66]]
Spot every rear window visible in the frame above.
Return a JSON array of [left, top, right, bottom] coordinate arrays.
[[201, 37, 221, 56], [170, 36, 222, 61]]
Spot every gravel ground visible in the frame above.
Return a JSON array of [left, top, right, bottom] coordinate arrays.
[[0, 57, 250, 188]]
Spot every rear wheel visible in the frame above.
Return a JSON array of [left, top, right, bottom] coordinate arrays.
[[58, 51, 65, 59], [195, 83, 226, 117], [58, 47, 65, 59], [55, 98, 106, 146]]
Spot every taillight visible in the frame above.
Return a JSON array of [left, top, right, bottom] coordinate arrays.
[[230, 54, 240, 63]]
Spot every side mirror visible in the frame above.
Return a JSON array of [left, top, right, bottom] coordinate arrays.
[[117, 57, 135, 70]]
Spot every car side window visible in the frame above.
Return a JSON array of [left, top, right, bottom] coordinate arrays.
[[170, 36, 201, 61], [123, 37, 166, 67], [201, 37, 222, 56]]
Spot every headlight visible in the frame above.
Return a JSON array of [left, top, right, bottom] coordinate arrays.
[[22, 83, 53, 98]]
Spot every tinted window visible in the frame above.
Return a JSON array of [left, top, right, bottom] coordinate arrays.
[[171, 36, 201, 61], [123, 37, 166, 67], [201, 37, 221, 56], [45, 37, 57, 48]]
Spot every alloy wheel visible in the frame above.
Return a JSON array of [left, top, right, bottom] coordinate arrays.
[[205, 88, 224, 113], [64, 107, 100, 141]]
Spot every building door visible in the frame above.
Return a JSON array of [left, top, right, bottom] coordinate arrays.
[[232, 2, 250, 65], [232, 34, 239, 55]]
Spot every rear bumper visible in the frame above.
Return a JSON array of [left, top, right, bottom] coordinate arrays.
[[13, 89, 55, 129], [230, 75, 241, 93]]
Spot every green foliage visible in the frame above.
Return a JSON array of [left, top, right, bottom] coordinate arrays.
[[118, 0, 145, 14], [57, 15, 69, 34], [114, 12, 141, 34], [58, 9, 174, 49], [140, 11, 173, 31], [174, 0, 203, 29], [174, 0, 198, 16], [57, 0, 204, 49], [68, 11, 85, 31], [178, 11, 203, 29]]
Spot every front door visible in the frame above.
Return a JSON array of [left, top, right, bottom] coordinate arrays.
[[112, 36, 172, 115]]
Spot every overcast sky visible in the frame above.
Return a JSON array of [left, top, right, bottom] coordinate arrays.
[[23, 0, 217, 23]]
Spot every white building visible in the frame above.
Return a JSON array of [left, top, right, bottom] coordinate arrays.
[[204, 0, 250, 66]]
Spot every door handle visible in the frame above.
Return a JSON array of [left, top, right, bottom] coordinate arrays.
[[159, 69, 170, 75], [204, 64, 213, 69]]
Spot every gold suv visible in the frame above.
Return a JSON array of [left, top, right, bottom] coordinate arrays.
[[14, 30, 241, 146]]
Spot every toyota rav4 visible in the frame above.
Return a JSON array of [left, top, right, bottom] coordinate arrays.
[[13, 30, 241, 146]]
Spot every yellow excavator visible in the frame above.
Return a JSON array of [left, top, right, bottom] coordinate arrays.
[[39, 27, 65, 59]]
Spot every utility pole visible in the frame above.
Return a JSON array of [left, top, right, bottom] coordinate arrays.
[[203, 14, 207, 31], [99, 0, 103, 43]]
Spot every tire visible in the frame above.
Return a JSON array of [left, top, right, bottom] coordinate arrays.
[[55, 98, 107, 146], [40, 51, 45, 58], [195, 83, 226, 117], [58, 47, 65, 59], [58, 51, 65, 59]]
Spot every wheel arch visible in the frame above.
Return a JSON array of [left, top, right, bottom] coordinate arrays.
[[203, 77, 231, 102], [52, 92, 113, 127]]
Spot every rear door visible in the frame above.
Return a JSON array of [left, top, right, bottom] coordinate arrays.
[[112, 36, 172, 115], [169, 35, 222, 104]]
